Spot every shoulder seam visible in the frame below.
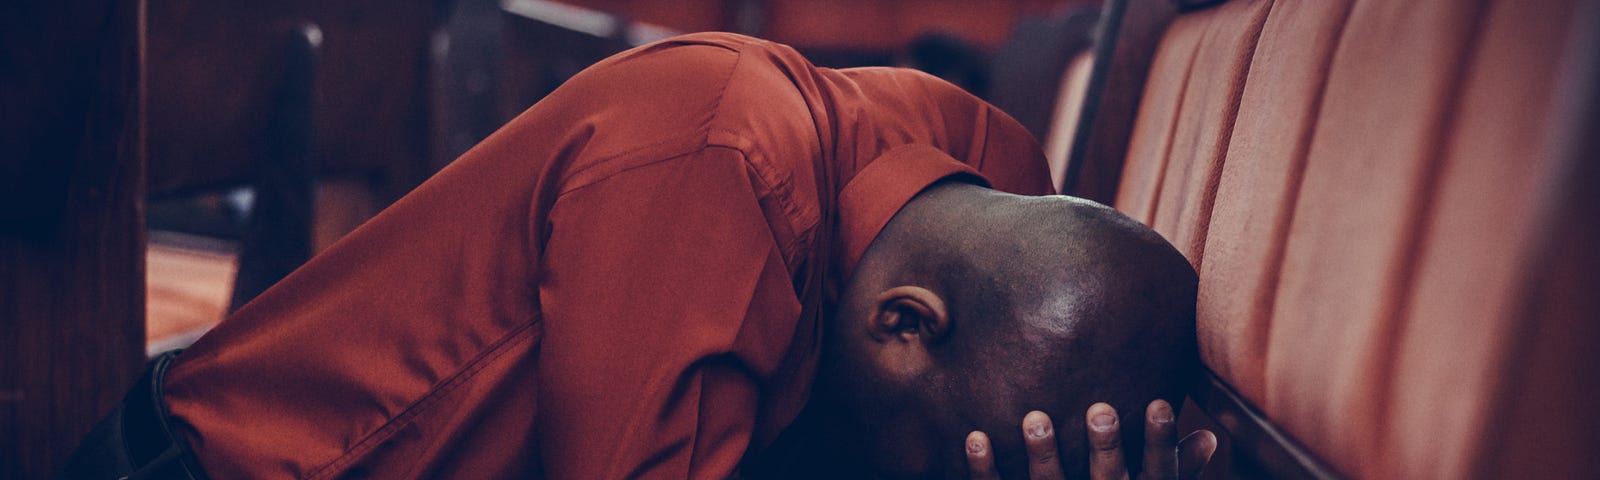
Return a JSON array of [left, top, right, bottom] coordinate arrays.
[[554, 45, 746, 197], [555, 148, 703, 199], [704, 45, 746, 149]]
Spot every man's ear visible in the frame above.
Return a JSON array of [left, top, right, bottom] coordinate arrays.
[[870, 286, 951, 345]]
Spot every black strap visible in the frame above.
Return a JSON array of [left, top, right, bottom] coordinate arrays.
[[60, 351, 208, 480], [123, 351, 208, 480]]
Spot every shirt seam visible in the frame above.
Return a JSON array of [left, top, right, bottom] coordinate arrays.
[[555, 46, 746, 199], [555, 148, 709, 200], [304, 320, 539, 479], [977, 105, 996, 171], [709, 143, 813, 267], [706, 128, 818, 254], [557, 139, 709, 195]]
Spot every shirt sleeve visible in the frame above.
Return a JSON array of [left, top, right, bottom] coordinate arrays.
[[534, 146, 803, 479]]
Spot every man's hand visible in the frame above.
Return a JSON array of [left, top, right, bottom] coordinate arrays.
[[963, 400, 1217, 479]]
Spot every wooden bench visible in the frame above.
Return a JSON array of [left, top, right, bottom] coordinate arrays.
[[0, 2, 145, 478], [1058, 0, 1600, 476]]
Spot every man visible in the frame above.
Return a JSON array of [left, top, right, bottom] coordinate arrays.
[[66, 33, 1212, 478], [751, 181, 1215, 480]]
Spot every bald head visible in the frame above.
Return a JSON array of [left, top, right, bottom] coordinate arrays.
[[813, 182, 1197, 479]]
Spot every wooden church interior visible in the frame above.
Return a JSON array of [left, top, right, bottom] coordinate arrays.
[[3, 0, 1596, 477]]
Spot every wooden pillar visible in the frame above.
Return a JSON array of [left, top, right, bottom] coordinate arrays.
[[1062, 0, 1177, 204], [0, 0, 147, 478]]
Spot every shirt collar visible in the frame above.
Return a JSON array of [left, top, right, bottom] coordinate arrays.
[[835, 143, 990, 277]]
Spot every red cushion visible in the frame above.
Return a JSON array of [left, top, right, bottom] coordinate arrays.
[[1112, 0, 1589, 476]]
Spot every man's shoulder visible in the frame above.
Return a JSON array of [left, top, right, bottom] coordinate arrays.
[[628, 32, 777, 54], [544, 32, 817, 155], [525, 33, 828, 229], [587, 32, 801, 81]]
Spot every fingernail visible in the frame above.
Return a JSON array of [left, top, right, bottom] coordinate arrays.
[[1152, 409, 1174, 424], [1028, 418, 1052, 439], [967, 437, 986, 454], [1091, 414, 1116, 431]]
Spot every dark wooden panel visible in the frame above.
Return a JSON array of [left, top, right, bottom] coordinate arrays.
[[145, 0, 438, 203], [1062, 0, 1177, 204], [764, 0, 1069, 51], [229, 25, 320, 312], [431, 0, 508, 170], [497, 1, 634, 121], [988, 8, 1101, 142], [1191, 370, 1341, 480], [553, 0, 729, 34], [0, 0, 148, 478]]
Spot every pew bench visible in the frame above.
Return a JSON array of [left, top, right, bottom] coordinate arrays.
[[1060, 0, 1600, 477]]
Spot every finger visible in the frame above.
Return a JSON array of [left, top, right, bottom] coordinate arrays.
[[1087, 402, 1128, 480], [1023, 411, 1066, 480], [966, 431, 1001, 480], [1176, 430, 1218, 480], [1141, 400, 1178, 479]]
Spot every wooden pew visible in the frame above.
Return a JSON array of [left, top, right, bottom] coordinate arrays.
[[0, 1, 147, 478], [496, 0, 664, 124], [1089, 0, 1600, 477], [1060, 0, 1177, 204], [427, 0, 677, 168], [2, 2, 439, 475], [146, 0, 438, 205], [988, 7, 1102, 192], [141, 0, 444, 333]]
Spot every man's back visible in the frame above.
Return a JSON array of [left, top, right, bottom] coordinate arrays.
[[148, 33, 1048, 478]]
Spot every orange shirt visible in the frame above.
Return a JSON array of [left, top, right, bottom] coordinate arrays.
[[163, 33, 1049, 478]]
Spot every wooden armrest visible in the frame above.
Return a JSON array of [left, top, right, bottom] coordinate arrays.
[[1191, 369, 1341, 479]]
